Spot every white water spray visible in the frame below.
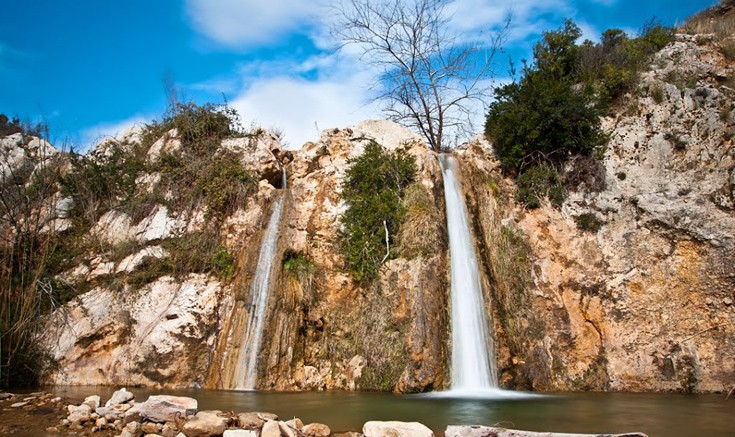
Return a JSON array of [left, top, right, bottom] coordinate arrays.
[[440, 155, 499, 393], [234, 168, 287, 390]]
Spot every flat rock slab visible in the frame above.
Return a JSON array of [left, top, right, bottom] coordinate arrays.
[[136, 395, 197, 423], [445, 425, 648, 437], [364, 421, 433, 437]]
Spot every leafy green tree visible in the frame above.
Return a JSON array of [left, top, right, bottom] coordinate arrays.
[[340, 141, 416, 282]]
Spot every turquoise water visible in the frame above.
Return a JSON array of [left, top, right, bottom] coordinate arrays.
[[49, 386, 735, 436]]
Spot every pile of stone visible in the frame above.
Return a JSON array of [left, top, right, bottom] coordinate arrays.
[[2, 390, 63, 408], [56, 388, 333, 437]]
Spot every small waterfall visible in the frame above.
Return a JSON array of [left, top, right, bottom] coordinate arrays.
[[234, 168, 287, 389], [439, 154, 498, 392]]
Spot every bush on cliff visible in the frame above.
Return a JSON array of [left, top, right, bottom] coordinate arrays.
[[340, 141, 416, 282], [486, 19, 673, 208]]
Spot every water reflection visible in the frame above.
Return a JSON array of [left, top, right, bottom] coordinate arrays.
[[47, 386, 735, 436]]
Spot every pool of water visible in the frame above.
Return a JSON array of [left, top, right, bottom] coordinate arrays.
[[48, 386, 735, 437]]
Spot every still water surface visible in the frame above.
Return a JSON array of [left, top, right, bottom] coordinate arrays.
[[51, 386, 734, 437]]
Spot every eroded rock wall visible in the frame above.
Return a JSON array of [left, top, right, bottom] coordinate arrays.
[[459, 33, 735, 393]]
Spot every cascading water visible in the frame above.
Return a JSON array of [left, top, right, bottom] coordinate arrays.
[[233, 168, 287, 390], [439, 154, 499, 393]]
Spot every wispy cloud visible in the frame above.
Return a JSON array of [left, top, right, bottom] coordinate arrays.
[[230, 54, 380, 149], [185, 0, 319, 47]]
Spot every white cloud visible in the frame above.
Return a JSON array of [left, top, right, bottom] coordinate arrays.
[[185, 0, 319, 46], [230, 63, 380, 149]]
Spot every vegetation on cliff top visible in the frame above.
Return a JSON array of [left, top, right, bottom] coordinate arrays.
[[486, 19, 674, 208], [340, 141, 417, 282], [0, 103, 253, 387]]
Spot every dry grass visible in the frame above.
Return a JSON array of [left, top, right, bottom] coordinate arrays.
[[681, 0, 735, 40], [397, 183, 444, 259]]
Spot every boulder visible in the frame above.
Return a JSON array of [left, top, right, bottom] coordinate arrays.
[[303, 423, 332, 437], [83, 395, 101, 410], [262, 420, 282, 437], [106, 388, 135, 406], [444, 426, 648, 437], [181, 410, 229, 437], [120, 420, 141, 437], [285, 418, 304, 429], [10, 401, 28, 408], [279, 421, 299, 437], [363, 421, 433, 437], [136, 395, 197, 423], [236, 412, 274, 429], [221, 135, 282, 186], [67, 404, 93, 423]]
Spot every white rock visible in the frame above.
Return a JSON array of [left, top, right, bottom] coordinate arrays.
[[224, 430, 259, 437], [83, 395, 101, 410], [147, 128, 181, 162], [262, 420, 282, 437], [136, 395, 197, 423], [181, 410, 229, 437], [363, 421, 433, 437], [106, 388, 135, 406]]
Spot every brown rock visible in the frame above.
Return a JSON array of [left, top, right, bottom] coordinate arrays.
[[262, 420, 282, 437], [181, 410, 229, 437], [302, 423, 332, 437]]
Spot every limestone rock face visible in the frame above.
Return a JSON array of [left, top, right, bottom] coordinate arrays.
[[43, 275, 225, 387], [221, 131, 283, 186], [459, 33, 735, 393], [223, 121, 449, 393]]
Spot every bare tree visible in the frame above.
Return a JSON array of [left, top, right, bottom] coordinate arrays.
[[333, 0, 509, 152]]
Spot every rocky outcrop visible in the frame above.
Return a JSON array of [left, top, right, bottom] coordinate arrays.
[[459, 33, 735, 393], [209, 120, 449, 392]]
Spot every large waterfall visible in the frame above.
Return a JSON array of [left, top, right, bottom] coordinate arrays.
[[439, 155, 499, 393], [234, 168, 287, 390]]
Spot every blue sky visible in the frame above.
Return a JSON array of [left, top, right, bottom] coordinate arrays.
[[0, 0, 714, 150]]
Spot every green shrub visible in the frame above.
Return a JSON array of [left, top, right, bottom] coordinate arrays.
[[665, 132, 687, 151], [60, 141, 146, 228], [651, 85, 665, 104], [616, 172, 627, 181], [515, 165, 565, 209], [195, 151, 257, 221], [143, 102, 242, 157], [340, 141, 416, 282], [574, 213, 604, 232]]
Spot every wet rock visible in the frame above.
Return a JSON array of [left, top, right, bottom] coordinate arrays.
[[107, 388, 135, 406], [181, 410, 229, 437], [303, 423, 332, 437], [0, 392, 13, 400], [363, 421, 433, 437], [136, 395, 198, 423], [10, 401, 28, 408], [262, 420, 282, 437]]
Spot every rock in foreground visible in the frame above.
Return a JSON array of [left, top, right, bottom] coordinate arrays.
[[445, 425, 648, 437]]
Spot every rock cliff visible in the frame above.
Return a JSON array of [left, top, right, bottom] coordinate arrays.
[[459, 33, 734, 392], [5, 30, 731, 394]]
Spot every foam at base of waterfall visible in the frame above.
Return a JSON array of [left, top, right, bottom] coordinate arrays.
[[420, 387, 542, 400]]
